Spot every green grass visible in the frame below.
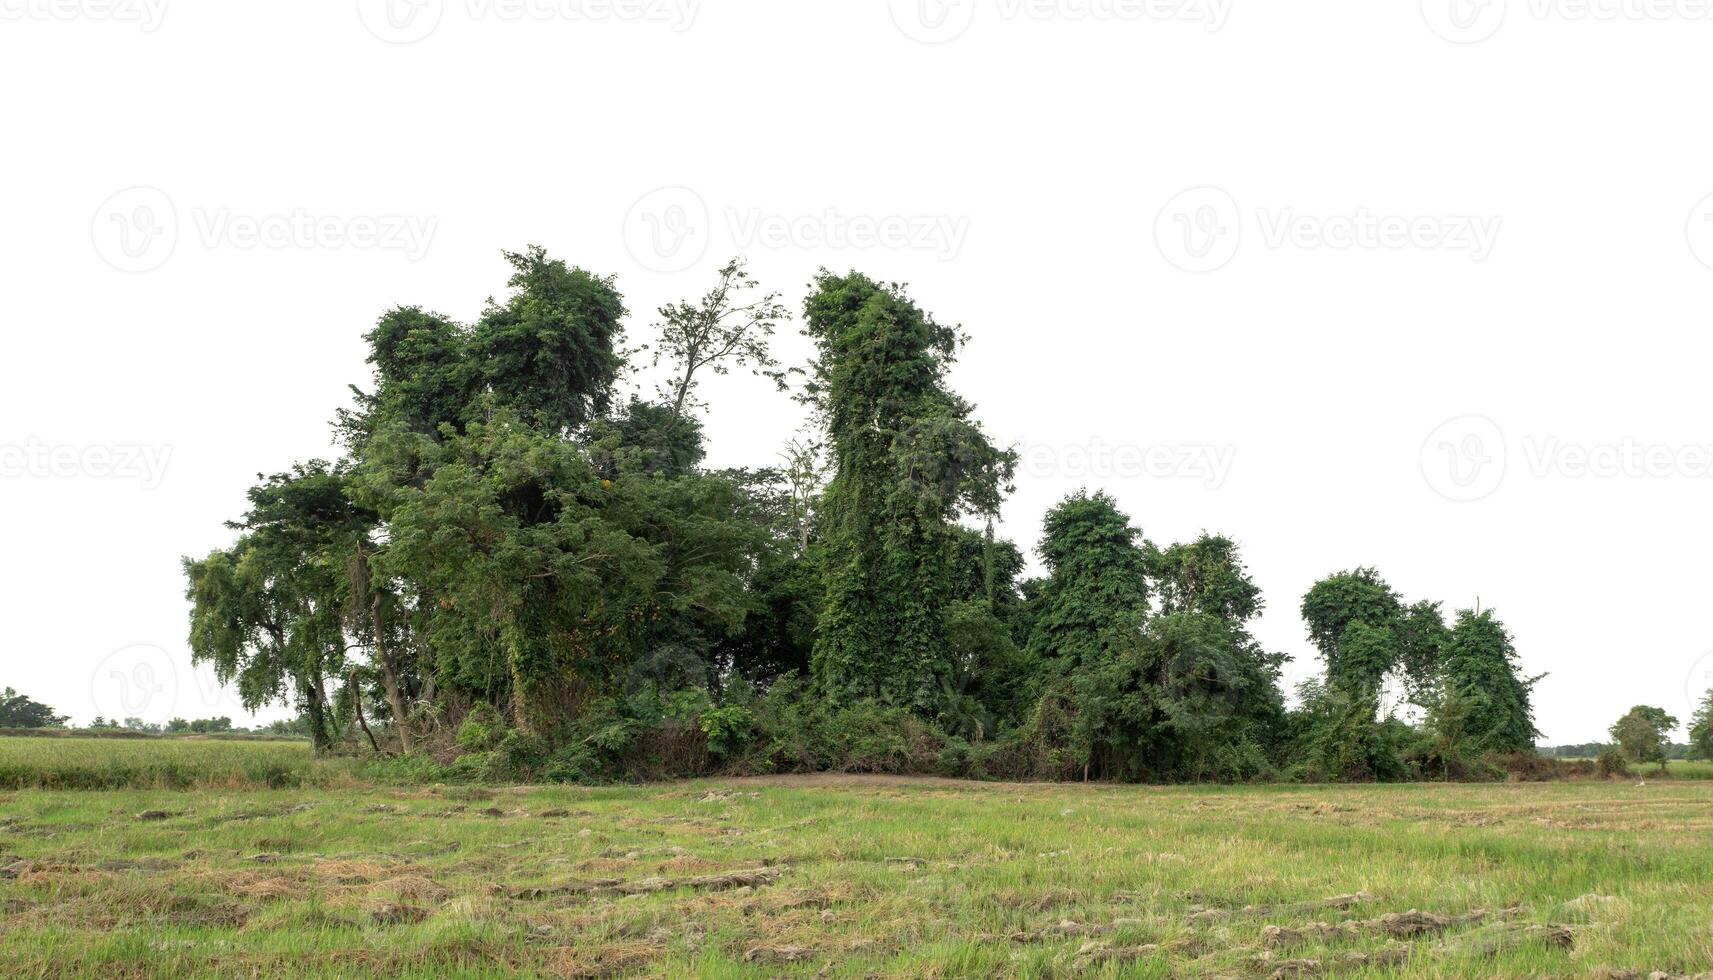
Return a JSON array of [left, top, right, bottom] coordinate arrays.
[[0, 735, 346, 790], [3, 772, 1712, 977]]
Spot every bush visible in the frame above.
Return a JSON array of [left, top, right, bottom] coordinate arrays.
[[1597, 746, 1632, 779], [455, 702, 506, 753]]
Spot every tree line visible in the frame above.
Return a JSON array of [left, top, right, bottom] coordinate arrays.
[[167, 249, 1708, 782]]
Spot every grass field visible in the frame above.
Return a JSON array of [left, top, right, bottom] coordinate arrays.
[[4, 747, 1713, 978], [0, 735, 341, 790]]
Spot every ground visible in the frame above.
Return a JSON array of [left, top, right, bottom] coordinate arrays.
[[2, 744, 1711, 977]]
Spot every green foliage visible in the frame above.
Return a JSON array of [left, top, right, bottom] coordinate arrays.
[[0, 688, 67, 728], [1300, 568, 1403, 694], [456, 702, 506, 752], [1597, 745, 1633, 778], [804, 271, 1014, 712], [698, 705, 755, 758], [1690, 689, 1713, 761], [1440, 608, 1539, 753], [1290, 679, 1415, 783], [1025, 491, 1150, 672], [1610, 705, 1678, 770], [468, 246, 626, 434]]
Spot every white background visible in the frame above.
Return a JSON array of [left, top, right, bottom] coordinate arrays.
[[3, 0, 1711, 742]]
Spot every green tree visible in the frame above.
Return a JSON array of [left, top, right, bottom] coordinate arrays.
[[183, 462, 373, 754], [1439, 608, 1539, 754], [469, 246, 626, 434], [804, 271, 1014, 712], [1690, 689, 1713, 761], [1609, 705, 1678, 771], [0, 688, 68, 728], [1025, 491, 1150, 671], [1300, 568, 1403, 694], [1148, 534, 1261, 624]]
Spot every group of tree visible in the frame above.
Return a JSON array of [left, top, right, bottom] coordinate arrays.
[[179, 249, 1556, 783], [0, 688, 67, 728]]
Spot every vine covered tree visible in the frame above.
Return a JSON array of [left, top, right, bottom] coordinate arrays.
[[803, 271, 1014, 712]]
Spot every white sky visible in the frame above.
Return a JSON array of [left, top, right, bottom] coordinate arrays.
[[3, 0, 1711, 742]]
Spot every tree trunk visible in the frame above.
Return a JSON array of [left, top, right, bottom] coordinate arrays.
[[349, 671, 382, 754], [371, 593, 413, 754]]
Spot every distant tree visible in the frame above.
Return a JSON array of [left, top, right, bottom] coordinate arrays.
[[0, 688, 69, 728], [1440, 608, 1540, 754], [1609, 705, 1678, 771], [166, 717, 190, 733], [1025, 491, 1151, 672], [187, 716, 233, 734], [1687, 690, 1713, 761]]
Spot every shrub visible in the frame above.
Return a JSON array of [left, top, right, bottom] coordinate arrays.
[[455, 702, 506, 753], [1597, 746, 1632, 779]]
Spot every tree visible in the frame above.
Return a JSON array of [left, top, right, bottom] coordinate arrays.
[[1025, 491, 1150, 671], [183, 462, 372, 754], [1300, 568, 1403, 695], [1609, 705, 1678, 771], [649, 256, 786, 436], [469, 246, 626, 434], [1439, 608, 1539, 754], [1690, 689, 1713, 761], [0, 688, 68, 728], [1149, 534, 1261, 625], [804, 271, 1014, 712]]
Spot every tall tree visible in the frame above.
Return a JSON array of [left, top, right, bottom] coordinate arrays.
[[803, 271, 1013, 712], [1440, 607, 1539, 754]]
